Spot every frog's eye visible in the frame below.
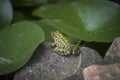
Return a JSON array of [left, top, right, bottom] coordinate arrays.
[[51, 32, 55, 36]]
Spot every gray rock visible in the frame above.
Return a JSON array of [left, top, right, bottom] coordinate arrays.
[[14, 43, 81, 80], [65, 47, 105, 80], [104, 37, 120, 64], [14, 43, 104, 80]]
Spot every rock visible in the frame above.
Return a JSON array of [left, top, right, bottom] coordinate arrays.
[[13, 37, 119, 80], [14, 43, 104, 80], [83, 37, 120, 80], [14, 43, 81, 80], [104, 37, 120, 64], [83, 63, 120, 80], [64, 47, 105, 80]]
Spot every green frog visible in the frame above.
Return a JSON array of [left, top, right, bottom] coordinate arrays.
[[51, 31, 81, 55]]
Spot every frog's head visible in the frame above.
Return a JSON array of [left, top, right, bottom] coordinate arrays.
[[51, 31, 60, 39]]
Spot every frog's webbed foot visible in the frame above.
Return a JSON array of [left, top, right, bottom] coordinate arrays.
[[51, 42, 56, 47], [72, 41, 81, 55], [72, 47, 80, 55]]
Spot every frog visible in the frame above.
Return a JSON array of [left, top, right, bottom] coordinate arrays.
[[51, 31, 81, 55]]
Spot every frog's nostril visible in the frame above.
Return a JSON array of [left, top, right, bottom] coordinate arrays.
[[51, 32, 54, 36]]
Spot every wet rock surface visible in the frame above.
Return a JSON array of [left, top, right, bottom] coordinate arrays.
[[14, 43, 104, 80]]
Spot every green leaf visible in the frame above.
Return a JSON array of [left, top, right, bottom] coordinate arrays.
[[36, 20, 58, 41], [0, 21, 45, 75], [33, 0, 120, 42], [0, 0, 13, 30]]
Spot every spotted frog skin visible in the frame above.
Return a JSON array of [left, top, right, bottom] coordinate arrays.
[[51, 31, 80, 55]]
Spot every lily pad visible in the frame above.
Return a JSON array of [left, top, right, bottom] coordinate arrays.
[[33, 0, 120, 42], [35, 20, 58, 41], [0, 0, 13, 30], [0, 21, 45, 75]]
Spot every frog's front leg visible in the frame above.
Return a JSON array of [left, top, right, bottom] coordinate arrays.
[[53, 47, 60, 52], [51, 42, 56, 47]]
